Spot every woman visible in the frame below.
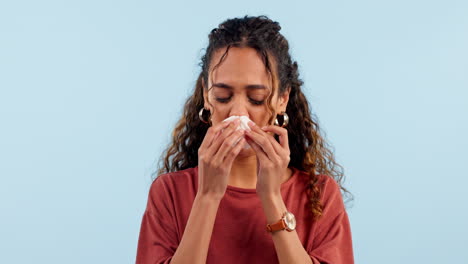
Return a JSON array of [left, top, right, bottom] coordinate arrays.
[[136, 15, 354, 264]]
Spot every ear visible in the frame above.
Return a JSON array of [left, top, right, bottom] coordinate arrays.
[[278, 86, 291, 112]]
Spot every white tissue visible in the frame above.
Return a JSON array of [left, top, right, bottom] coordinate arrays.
[[221, 115, 253, 149]]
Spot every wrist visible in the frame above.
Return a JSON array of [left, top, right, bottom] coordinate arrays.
[[260, 194, 287, 223], [195, 192, 223, 204], [258, 191, 282, 203]]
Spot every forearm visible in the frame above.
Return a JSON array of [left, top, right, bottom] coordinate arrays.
[[260, 194, 313, 264], [170, 194, 220, 264]]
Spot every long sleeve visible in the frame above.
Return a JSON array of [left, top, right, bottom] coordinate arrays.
[[136, 175, 180, 264]]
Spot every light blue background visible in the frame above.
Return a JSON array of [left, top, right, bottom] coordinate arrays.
[[1, 0, 467, 263]]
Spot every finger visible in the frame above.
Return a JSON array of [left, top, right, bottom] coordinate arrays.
[[261, 125, 289, 150], [260, 126, 289, 157], [200, 119, 233, 151], [263, 131, 283, 155], [211, 119, 240, 151], [245, 136, 269, 162], [223, 137, 247, 166], [207, 120, 240, 157], [206, 119, 238, 150], [223, 136, 247, 164], [254, 127, 284, 155], [246, 122, 277, 158], [216, 129, 245, 164]]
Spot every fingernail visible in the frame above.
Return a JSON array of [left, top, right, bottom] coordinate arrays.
[[248, 121, 255, 127]]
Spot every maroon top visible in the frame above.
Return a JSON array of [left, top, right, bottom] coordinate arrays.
[[136, 165, 354, 264]]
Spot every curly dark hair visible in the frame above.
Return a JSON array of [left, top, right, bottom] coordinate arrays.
[[152, 15, 353, 221]]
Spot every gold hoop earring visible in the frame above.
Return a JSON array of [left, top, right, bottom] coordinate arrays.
[[199, 107, 211, 124], [274, 111, 289, 128]]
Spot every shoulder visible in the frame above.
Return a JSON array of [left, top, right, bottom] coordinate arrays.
[[316, 174, 346, 216], [293, 169, 346, 216], [149, 166, 198, 201]]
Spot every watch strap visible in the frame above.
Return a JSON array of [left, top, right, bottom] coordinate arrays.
[[266, 218, 287, 232]]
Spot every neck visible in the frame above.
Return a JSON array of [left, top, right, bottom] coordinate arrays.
[[228, 155, 258, 189]]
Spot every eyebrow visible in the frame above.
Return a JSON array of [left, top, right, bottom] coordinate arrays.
[[212, 82, 267, 90]]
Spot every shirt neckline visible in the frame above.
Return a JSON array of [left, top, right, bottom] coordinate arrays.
[[194, 165, 299, 194]]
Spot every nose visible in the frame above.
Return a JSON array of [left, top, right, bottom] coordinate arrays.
[[229, 97, 249, 117]]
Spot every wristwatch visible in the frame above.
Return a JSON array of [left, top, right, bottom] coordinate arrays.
[[266, 211, 296, 233]]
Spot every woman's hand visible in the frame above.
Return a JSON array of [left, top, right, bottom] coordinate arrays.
[[197, 118, 246, 201], [244, 121, 291, 199]]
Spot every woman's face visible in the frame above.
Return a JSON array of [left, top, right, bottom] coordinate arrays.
[[203, 47, 289, 128], [202, 47, 290, 156]]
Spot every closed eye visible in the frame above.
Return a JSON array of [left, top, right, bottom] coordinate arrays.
[[215, 97, 264, 105]]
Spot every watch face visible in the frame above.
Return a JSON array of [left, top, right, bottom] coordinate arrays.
[[284, 212, 296, 230]]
